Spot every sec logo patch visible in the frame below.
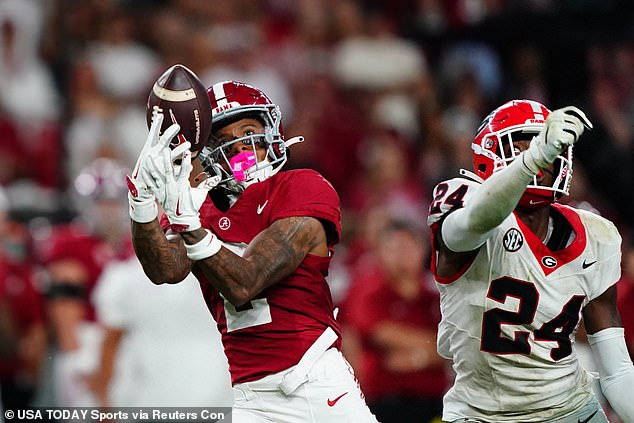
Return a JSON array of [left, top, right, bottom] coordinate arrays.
[[503, 228, 524, 252]]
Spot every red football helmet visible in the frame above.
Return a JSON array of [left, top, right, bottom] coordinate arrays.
[[472, 99, 573, 208], [199, 80, 289, 192]]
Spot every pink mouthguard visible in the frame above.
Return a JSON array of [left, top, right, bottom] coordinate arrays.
[[229, 151, 257, 182]]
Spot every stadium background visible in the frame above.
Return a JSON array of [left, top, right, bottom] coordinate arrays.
[[0, 0, 633, 421]]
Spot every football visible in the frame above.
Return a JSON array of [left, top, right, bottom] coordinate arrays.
[[146, 64, 212, 152]]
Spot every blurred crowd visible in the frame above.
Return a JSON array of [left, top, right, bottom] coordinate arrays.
[[1, 0, 634, 421]]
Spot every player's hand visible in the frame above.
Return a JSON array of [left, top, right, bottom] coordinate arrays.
[[544, 106, 593, 150], [147, 146, 223, 260], [191, 170, 221, 210], [152, 145, 202, 233], [523, 106, 592, 173], [126, 109, 180, 223]]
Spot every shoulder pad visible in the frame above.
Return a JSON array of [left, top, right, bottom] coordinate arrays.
[[427, 177, 480, 227]]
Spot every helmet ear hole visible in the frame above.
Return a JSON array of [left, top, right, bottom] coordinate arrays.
[[478, 164, 487, 174]]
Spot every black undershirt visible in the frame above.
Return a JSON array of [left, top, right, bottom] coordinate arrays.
[[546, 208, 574, 251]]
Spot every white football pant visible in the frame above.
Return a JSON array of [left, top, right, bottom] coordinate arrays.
[[232, 349, 379, 423]]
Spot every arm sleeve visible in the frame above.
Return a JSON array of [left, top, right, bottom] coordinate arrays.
[[442, 153, 535, 252], [587, 327, 634, 423]]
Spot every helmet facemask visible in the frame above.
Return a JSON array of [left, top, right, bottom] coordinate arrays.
[[201, 81, 306, 193], [473, 126, 573, 208], [471, 99, 573, 208], [199, 106, 287, 193]]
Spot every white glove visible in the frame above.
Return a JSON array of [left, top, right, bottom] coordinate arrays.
[[191, 173, 222, 209], [149, 144, 202, 233], [523, 105, 593, 174], [126, 109, 180, 223], [143, 136, 223, 258], [142, 127, 222, 233]]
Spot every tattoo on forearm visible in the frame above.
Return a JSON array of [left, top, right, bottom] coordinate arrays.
[[131, 221, 191, 282], [192, 216, 324, 303]]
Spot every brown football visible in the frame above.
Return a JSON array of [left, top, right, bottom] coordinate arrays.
[[145, 64, 211, 152]]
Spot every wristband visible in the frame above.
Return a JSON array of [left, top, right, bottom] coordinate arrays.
[[128, 193, 158, 223], [184, 229, 222, 261]]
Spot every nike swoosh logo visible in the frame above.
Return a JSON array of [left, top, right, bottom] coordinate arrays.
[[578, 409, 598, 423], [327, 392, 348, 407], [582, 259, 597, 269], [257, 200, 268, 215], [175, 198, 183, 216]]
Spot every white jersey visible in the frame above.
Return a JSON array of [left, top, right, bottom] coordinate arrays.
[[427, 176, 622, 422], [92, 257, 233, 407]]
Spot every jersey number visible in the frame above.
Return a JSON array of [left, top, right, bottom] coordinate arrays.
[[481, 277, 584, 361], [223, 298, 272, 332], [429, 182, 468, 215]]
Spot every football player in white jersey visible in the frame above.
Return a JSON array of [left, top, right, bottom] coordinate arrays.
[[427, 100, 634, 423]]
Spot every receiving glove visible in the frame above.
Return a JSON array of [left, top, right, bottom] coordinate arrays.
[[146, 141, 223, 260], [523, 106, 593, 174], [147, 142, 201, 233], [126, 109, 180, 223], [191, 171, 222, 210]]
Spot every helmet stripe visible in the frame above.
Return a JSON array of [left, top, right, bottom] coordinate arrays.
[[528, 100, 545, 120], [212, 82, 228, 107]]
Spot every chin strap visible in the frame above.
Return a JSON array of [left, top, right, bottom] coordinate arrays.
[[234, 136, 306, 187], [204, 135, 306, 194], [285, 136, 304, 148], [459, 169, 484, 183]]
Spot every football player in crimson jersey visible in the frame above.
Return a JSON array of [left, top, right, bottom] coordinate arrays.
[[127, 80, 378, 422], [427, 100, 634, 423]]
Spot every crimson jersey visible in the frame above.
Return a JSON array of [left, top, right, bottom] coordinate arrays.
[[0, 254, 45, 376], [187, 169, 342, 384], [343, 269, 449, 401]]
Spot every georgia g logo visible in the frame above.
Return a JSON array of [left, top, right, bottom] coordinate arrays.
[[542, 256, 558, 268], [503, 228, 524, 252]]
